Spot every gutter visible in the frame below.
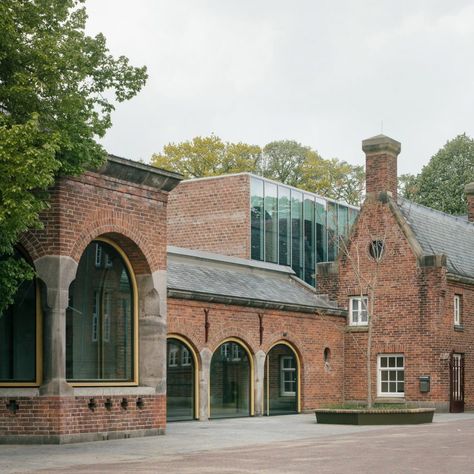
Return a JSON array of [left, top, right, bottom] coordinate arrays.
[[167, 288, 347, 317]]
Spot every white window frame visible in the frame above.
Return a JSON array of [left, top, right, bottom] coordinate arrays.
[[280, 356, 296, 396], [103, 291, 111, 343], [349, 296, 368, 326], [168, 347, 178, 367], [91, 291, 99, 342], [454, 294, 461, 326], [377, 354, 405, 398], [181, 347, 192, 366]]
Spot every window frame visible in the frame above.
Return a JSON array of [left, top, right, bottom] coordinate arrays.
[[0, 251, 42, 388], [349, 296, 369, 326], [377, 354, 405, 398], [68, 237, 139, 387], [280, 355, 297, 397], [454, 294, 461, 326]]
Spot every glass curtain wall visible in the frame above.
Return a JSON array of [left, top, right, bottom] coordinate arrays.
[[250, 176, 358, 287]]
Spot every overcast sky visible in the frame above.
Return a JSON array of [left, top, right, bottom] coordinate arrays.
[[85, 0, 474, 175]]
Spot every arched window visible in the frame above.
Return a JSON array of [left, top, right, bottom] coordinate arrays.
[[0, 250, 38, 384], [66, 240, 136, 383]]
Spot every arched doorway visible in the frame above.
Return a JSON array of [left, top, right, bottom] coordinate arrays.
[[167, 336, 198, 421], [210, 339, 254, 419], [264, 342, 300, 415]]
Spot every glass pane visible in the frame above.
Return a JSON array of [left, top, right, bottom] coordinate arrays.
[[389, 357, 396, 368], [389, 371, 397, 381], [316, 199, 327, 263], [264, 182, 278, 263], [167, 339, 194, 421], [397, 357, 404, 368], [210, 342, 250, 418], [291, 191, 303, 279], [380, 357, 387, 368], [348, 208, 358, 228], [250, 177, 264, 261], [303, 195, 315, 286], [338, 205, 349, 239], [381, 382, 388, 392], [0, 252, 36, 382], [66, 241, 134, 382], [399, 371, 404, 381], [264, 344, 298, 415], [278, 187, 291, 266], [389, 382, 397, 392], [381, 371, 388, 381], [327, 202, 338, 261], [398, 382, 404, 393]]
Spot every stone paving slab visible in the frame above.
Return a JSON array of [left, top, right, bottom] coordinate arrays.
[[1, 412, 474, 473]]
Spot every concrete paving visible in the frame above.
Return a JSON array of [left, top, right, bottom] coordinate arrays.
[[1, 412, 474, 473]]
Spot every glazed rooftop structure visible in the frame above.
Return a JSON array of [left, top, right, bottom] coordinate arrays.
[[250, 175, 358, 286], [167, 172, 359, 288]]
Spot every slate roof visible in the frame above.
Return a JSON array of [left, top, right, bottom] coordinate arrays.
[[167, 247, 338, 312], [398, 197, 474, 279]]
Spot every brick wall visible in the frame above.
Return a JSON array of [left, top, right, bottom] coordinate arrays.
[[168, 298, 345, 410], [331, 195, 474, 409], [0, 395, 165, 443], [167, 174, 251, 258]]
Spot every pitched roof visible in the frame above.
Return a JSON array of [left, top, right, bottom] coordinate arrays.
[[398, 197, 474, 278], [167, 246, 343, 314]]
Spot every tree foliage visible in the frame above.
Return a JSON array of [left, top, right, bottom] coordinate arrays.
[[152, 136, 364, 206], [0, 0, 147, 314], [151, 135, 261, 177], [400, 134, 474, 215]]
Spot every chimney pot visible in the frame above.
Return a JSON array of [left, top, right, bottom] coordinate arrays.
[[362, 134, 401, 199]]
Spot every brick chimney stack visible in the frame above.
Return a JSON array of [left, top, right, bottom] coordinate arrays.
[[465, 183, 474, 222], [362, 134, 401, 199]]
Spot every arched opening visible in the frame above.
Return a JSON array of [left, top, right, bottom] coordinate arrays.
[[264, 342, 301, 415], [0, 249, 39, 385], [167, 336, 199, 421], [210, 339, 254, 419], [66, 238, 137, 384]]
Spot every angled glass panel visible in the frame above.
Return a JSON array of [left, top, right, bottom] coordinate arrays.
[[303, 195, 315, 286], [327, 201, 338, 261], [291, 190, 303, 279], [338, 205, 349, 240], [250, 177, 264, 261], [264, 182, 278, 263], [278, 186, 291, 266], [315, 198, 327, 263]]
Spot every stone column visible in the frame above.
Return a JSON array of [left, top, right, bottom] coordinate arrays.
[[254, 350, 266, 416], [137, 270, 167, 394], [199, 348, 212, 420], [35, 255, 77, 396]]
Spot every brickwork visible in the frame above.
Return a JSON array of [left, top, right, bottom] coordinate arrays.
[[168, 298, 345, 410], [0, 395, 165, 443], [21, 171, 168, 275], [167, 174, 251, 258], [365, 153, 398, 198]]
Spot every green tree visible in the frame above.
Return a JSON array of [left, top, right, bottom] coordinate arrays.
[[401, 134, 474, 215], [300, 154, 365, 206], [0, 0, 147, 314], [151, 135, 261, 178], [260, 140, 310, 187]]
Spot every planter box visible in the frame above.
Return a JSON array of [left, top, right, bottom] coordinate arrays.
[[315, 408, 435, 425]]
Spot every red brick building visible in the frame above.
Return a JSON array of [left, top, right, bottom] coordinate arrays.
[[2, 134, 473, 444]]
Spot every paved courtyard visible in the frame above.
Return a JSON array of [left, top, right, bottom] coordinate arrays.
[[2, 413, 474, 473]]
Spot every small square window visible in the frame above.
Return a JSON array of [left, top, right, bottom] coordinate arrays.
[[349, 296, 368, 326]]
